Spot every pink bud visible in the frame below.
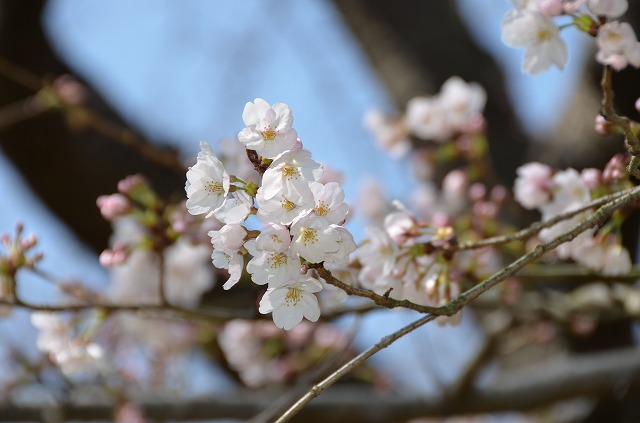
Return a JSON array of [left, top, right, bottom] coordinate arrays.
[[117, 174, 147, 195], [581, 168, 601, 189], [602, 153, 627, 183], [491, 185, 508, 204], [468, 183, 486, 202], [96, 194, 132, 220], [443, 169, 468, 198], [99, 245, 129, 267], [52, 74, 87, 106], [20, 234, 38, 250], [594, 115, 612, 135], [635, 97, 640, 114], [538, 0, 564, 16]]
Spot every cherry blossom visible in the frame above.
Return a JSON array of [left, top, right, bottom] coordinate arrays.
[[258, 277, 323, 330], [502, 9, 567, 74], [209, 224, 247, 289], [596, 22, 640, 70], [308, 181, 350, 224], [514, 162, 553, 209], [587, 0, 628, 18], [185, 141, 230, 218], [245, 239, 300, 287], [290, 215, 341, 263], [238, 98, 298, 159], [261, 149, 323, 201], [256, 186, 314, 225]]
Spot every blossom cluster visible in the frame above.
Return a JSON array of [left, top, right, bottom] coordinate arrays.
[[365, 76, 487, 156], [185, 99, 356, 330], [514, 157, 632, 274], [502, 0, 640, 74]]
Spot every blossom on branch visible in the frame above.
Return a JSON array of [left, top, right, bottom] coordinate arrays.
[[501, 9, 567, 74], [238, 98, 298, 159]]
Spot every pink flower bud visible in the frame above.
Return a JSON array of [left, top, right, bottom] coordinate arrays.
[[490, 185, 508, 204], [635, 97, 640, 113], [602, 153, 627, 183], [469, 183, 486, 202], [52, 74, 87, 106], [117, 174, 147, 195], [431, 212, 451, 228], [96, 194, 132, 220], [99, 245, 129, 267], [20, 234, 38, 250], [594, 114, 612, 135], [539, 0, 564, 16], [581, 168, 601, 189], [443, 170, 468, 198]]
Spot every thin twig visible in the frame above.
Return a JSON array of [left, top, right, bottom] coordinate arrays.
[[453, 188, 629, 251], [0, 298, 255, 322], [275, 313, 437, 422]]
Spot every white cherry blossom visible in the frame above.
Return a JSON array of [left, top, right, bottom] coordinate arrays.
[[214, 190, 253, 224], [261, 149, 323, 201], [514, 162, 553, 210], [238, 98, 298, 159], [290, 215, 341, 263], [309, 181, 349, 224], [596, 22, 640, 70], [256, 186, 314, 225], [502, 10, 567, 74], [255, 224, 291, 252], [324, 225, 356, 266], [185, 141, 230, 218], [209, 224, 247, 289], [245, 239, 300, 287], [258, 277, 323, 330], [587, 0, 628, 18]]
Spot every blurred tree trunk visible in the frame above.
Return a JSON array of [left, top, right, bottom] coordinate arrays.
[[330, 0, 531, 185], [0, 0, 184, 253]]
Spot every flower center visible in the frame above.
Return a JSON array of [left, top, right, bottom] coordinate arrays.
[[263, 127, 277, 140], [535, 29, 551, 42], [281, 197, 296, 211], [268, 252, 288, 268], [281, 163, 299, 179], [285, 287, 302, 306], [314, 200, 329, 216], [300, 228, 318, 246], [206, 181, 224, 195]]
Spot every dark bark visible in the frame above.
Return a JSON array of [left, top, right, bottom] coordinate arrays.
[[0, 0, 185, 253]]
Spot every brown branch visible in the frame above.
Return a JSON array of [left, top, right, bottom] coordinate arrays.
[[0, 298, 255, 322], [453, 188, 629, 251], [600, 65, 640, 178], [275, 313, 438, 422]]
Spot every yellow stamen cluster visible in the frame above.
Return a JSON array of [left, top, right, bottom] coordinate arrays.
[[281, 163, 299, 179], [262, 127, 277, 140], [206, 181, 224, 195], [285, 287, 302, 306], [300, 228, 318, 246], [281, 197, 296, 211], [268, 252, 288, 269], [314, 200, 329, 216], [535, 29, 551, 42]]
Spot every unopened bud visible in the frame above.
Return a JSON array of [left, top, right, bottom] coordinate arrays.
[[96, 194, 132, 220]]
